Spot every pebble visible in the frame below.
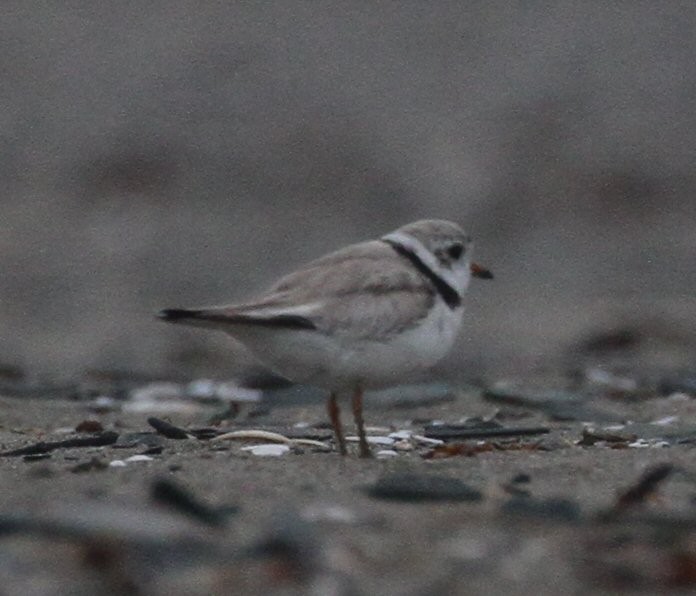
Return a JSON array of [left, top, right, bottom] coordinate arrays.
[[578, 427, 637, 446], [376, 449, 399, 459], [240, 444, 291, 457], [75, 420, 104, 433], [367, 472, 483, 502], [484, 382, 581, 406], [109, 460, 127, 467], [502, 497, 582, 522], [659, 374, 696, 396]]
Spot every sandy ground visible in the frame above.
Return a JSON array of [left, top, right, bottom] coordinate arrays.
[[1, 372, 696, 596]]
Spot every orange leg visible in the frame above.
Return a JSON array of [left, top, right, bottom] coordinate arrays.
[[352, 387, 371, 458], [328, 392, 347, 456]]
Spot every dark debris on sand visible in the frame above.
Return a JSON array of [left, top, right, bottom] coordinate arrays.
[[0, 364, 695, 593]]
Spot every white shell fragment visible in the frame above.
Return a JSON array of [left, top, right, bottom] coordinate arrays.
[[392, 440, 414, 451], [628, 439, 670, 448], [130, 382, 184, 402], [346, 435, 395, 446], [293, 439, 331, 448], [411, 434, 445, 446], [125, 455, 154, 462], [302, 504, 358, 524], [213, 430, 293, 444], [388, 430, 413, 440], [651, 415, 679, 426], [186, 379, 217, 399], [109, 460, 127, 468], [364, 426, 392, 434], [213, 429, 328, 449], [87, 395, 120, 414], [240, 444, 291, 457], [123, 400, 200, 414], [214, 382, 262, 403]]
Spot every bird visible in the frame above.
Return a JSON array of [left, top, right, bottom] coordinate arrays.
[[158, 219, 492, 457]]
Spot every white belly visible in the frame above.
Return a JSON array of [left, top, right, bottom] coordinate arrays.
[[227, 301, 464, 391]]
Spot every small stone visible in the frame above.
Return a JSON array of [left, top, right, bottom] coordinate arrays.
[[75, 420, 104, 433], [376, 449, 399, 459], [109, 460, 127, 467], [23, 453, 52, 462], [113, 432, 164, 449], [367, 472, 483, 502], [659, 374, 696, 396], [70, 457, 108, 473], [578, 427, 638, 446], [502, 497, 582, 522]]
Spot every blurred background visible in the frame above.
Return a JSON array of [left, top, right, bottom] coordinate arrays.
[[1, 3, 695, 382]]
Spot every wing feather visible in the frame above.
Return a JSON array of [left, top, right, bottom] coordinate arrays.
[[229, 240, 435, 339]]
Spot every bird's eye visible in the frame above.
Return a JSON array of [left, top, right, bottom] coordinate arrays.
[[446, 242, 464, 260]]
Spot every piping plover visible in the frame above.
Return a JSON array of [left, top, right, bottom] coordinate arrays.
[[158, 219, 492, 457]]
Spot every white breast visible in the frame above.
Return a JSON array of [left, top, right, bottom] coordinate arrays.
[[227, 300, 465, 391]]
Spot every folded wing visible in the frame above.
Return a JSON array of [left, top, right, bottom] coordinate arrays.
[[159, 240, 436, 340]]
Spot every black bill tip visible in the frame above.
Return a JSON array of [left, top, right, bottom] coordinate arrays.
[[157, 308, 200, 322]]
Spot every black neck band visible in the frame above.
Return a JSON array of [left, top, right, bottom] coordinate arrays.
[[383, 239, 461, 309]]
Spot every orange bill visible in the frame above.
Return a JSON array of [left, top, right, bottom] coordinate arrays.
[[470, 262, 493, 279]]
